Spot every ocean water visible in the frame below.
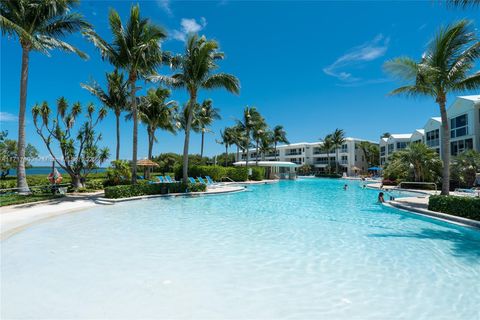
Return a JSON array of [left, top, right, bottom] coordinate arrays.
[[1, 179, 479, 319], [5, 167, 106, 176]]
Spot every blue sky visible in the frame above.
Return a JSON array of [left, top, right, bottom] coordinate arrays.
[[1, 1, 479, 165]]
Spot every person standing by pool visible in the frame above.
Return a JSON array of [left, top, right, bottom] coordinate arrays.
[[378, 192, 385, 203]]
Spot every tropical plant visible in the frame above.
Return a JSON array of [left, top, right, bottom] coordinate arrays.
[[384, 143, 442, 183], [217, 127, 235, 167], [85, 4, 167, 184], [231, 124, 247, 161], [272, 125, 289, 161], [1, 0, 90, 193], [320, 134, 334, 174], [450, 150, 480, 188], [331, 128, 346, 174], [197, 99, 221, 158], [380, 132, 392, 139], [259, 130, 274, 161], [32, 98, 109, 189], [104, 160, 131, 186], [81, 69, 128, 160], [252, 116, 267, 165], [236, 106, 263, 169], [384, 20, 480, 194], [358, 141, 380, 167], [447, 0, 480, 8], [0, 131, 38, 179], [151, 34, 240, 182], [130, 87, 177, 163]]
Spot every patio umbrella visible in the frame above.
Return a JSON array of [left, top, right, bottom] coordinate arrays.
[[136, 159, 159, 179], [368, 166, 381, 171]]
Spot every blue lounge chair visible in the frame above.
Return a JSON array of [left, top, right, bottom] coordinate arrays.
[[188, 177, 196, 184], [205, 176, 215, 185], [165, 175, 175, 183], [156, 176, 166, 183], [197, 177, 207, 184]]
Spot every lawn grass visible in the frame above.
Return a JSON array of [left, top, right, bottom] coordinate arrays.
[[0, 194, 64, 207]]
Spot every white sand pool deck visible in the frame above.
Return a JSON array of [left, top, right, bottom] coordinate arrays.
[[0, 185, 245, 240]]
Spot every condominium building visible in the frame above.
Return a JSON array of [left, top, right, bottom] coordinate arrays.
[[236, 137, 377, 175], [379, 95, 480, 165]]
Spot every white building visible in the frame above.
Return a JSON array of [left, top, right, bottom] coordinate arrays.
[[236, 137, 377, 176], [379, 95, 480, 164]]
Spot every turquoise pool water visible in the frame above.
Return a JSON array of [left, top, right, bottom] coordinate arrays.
[[2, 179, 479, 319]]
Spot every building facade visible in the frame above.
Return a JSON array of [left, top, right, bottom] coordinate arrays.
[[379, 95, 480, 165], [236, 137, 377, 176]]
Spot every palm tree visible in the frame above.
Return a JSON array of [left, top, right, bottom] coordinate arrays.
[[259, 130, 274, 161], [331, 128, 346, 174], [133, 88, 177, 175], [252, 117, 267, 166], [197, 99, 221, 158], [384, 20, 480, 194], [231, 124, 246, 162], [82, 69, 128, 160], [272, 125, 289, 161], [389, 143, 441, 182], [217, 127, 235, 167], [447, 0, 480, 8], [85, 4, 166, 184], [151, 34, 240, 183], [381, 132, 392, 139], [320, 134, 334, 174], [236, 107, 263, 169], [1, 0, 90, 193]]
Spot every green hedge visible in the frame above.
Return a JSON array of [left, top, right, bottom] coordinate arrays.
[[428, 195, 480, 221], [104, 182, 206, 199], [226, 167, 248, 181], [250, 166, 265, 181]]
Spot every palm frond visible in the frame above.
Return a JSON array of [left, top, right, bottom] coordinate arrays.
[[202, 73, 240, 94]]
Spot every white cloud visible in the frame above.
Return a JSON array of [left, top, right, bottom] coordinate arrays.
[[323, 34, 390, 83], [172, 17, 207, 42], [0, 112, 18, 123], [157, 0, 173, 17]]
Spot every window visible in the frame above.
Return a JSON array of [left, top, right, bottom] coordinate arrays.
[[451, 138, 473, 156], [380, 146, 386, 157], [341, 144, 348, 153], [388, 144, 394, 154], [396, 142, 408, 149], [341, 155, 348, 164], [426, 129, 440, 147], [450, 114, 468, 138]]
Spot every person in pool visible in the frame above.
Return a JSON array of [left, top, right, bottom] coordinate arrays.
[[378, 192, 385, 203], [343, 184, 348, 190]]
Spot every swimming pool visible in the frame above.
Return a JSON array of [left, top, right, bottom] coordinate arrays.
[[2, 179, 479, 319]]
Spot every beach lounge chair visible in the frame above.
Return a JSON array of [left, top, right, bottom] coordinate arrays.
[[455, 187, 480, 197], [197, 177, 207, 184], [165, 175, 175, 183], [156, 176, 166, 183], [188, 177, 196, 184], [205, 176, 215, 185]]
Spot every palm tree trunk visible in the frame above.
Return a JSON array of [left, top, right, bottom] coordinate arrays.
[[225, 145, 228, 167], [115, 112, 121, 161], [255, 140, 259, 166], [183, 94, 196, 183], [335, 149, 339, 174], [129, 73, 138, 184], [17, 45, 30, 194], [147, 128, 154, 179], [439, 99, 450, 195], [274, 142, 277, 161], [200, 128, 205, 158], [245, 133, 250, 169], [327, 151, 330, 174]]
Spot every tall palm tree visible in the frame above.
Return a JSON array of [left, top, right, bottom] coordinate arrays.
[[236, 106, 262, 169], [252, 117, 267, 166], [1, 0, 89, 193], [384, 20, 480, 194], [85, 4, 166, 184], [217, 127, 235, 167], [133, 88, 177, 167], [231, 124, 246, 162], [151, 34, 240, 183], [389, 143, 441, 182], [197, 99, 221, 158], [259, 130, 274, 161], [331, 128, 346, 174], [272, 125, 289, 161], [320, 134, 334, 174], [82, 69, 128, 160]]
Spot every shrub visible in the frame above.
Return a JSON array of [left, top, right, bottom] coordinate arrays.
[[226, 167, 248, 181], [397, 182, 437, 190], [428, 195, 480, 221], [104, 160, 131, 187], [250, 166, 265, 181], [382, 179, 397, 186], [104, 182, 206, 199], [85, 179, 104, 191]]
